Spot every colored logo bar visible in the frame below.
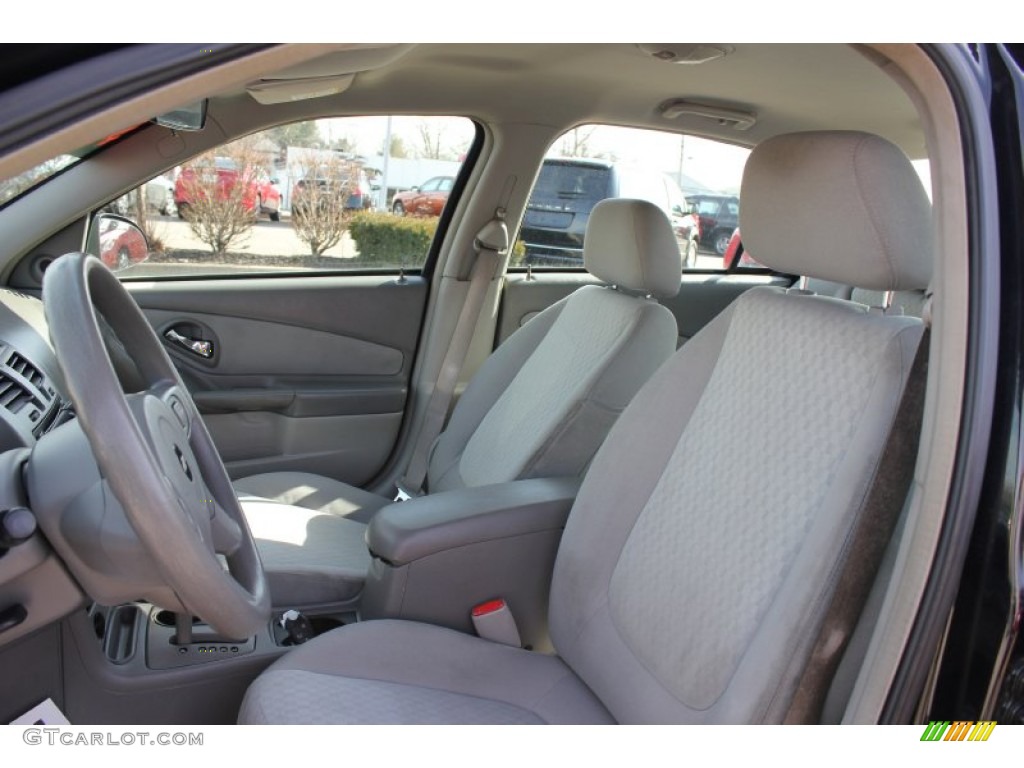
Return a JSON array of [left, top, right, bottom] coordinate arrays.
[[920, 721, 997, 741]]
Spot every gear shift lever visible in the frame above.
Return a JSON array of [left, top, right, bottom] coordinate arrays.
[[279, 610, 315, 645], [174, 612, 193, 646]]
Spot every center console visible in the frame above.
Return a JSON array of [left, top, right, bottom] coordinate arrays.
[[360, 477, 580, 651]]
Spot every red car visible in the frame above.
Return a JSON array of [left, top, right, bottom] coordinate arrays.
[[98, 216, 149, 270], [174, 157, 281, 221], [391, 175, 454, 216], [722, 228, 762, 269]]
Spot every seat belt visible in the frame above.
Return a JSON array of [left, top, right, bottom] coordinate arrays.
[[784, 324, 930, 723], [396, 214, 508, 499]]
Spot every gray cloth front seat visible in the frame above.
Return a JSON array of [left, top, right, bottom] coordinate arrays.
[[239, 130, 933, 724], [235, 198, 683, 608]]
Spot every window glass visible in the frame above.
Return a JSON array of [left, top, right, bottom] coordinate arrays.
[[0, 155, 80, 207], [513, 125, 753, 270], [101, 116, 475, 278]]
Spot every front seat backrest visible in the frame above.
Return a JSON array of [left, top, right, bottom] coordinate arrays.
[[549, 131, 932, 722], [427, 198, 682, 491]]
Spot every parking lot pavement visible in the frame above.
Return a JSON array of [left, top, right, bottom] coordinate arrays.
[[148, 214, 357, 259], [693, 253, 723, 270]]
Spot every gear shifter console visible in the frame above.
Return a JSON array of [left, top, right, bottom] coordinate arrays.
[[147, 610, 258, 670]]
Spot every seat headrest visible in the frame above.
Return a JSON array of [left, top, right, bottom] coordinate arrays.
[[740, 131, 932, 291], [584, 199, 682, 299]]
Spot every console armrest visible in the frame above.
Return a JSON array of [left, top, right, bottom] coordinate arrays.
[[360, 477, 580, 649], [368, 475, 581, 565], [367, 477, 580, 566]]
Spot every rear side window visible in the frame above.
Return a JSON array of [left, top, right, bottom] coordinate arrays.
[[513, 124, 751, 271], [518, 161, 613, 267]]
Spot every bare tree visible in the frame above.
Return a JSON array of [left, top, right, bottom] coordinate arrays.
[[178, 144, 261, 255], [290, 151, 363, 257], [265, 121, 323, 150], [415, 118, 449, 160], [560, 126, 597, 158]]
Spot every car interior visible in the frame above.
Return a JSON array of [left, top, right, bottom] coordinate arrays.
[[0, 43, 984, 725]]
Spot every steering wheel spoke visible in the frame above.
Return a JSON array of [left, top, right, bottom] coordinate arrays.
[[149, 381, 196, 437], [209, 498, 244, 556]]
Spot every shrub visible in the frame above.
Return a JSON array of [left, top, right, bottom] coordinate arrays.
[[290, 152, 362, 256], [347, 212, 437, 267], [508, 238, 527, 267]]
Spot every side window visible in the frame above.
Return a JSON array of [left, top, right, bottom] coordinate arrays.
[[514, 124, 751, 271], [617, 170, 669, 210], [103, 116, 475, 278]]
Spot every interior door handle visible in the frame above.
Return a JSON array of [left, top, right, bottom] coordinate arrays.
[[165, 328, 214, 359]]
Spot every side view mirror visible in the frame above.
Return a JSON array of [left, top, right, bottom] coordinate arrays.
[[671, 205, 685, 217], [411, 186, 420, 192], [88, 213, 151, 272]]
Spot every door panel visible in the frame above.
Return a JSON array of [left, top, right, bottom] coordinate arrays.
[[146, 309, 404, 376], [128, 275, 426, 486], [497, 272, 793, 347]]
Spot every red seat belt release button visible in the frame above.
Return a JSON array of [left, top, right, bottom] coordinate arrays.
[[471, 598, 522, 648]]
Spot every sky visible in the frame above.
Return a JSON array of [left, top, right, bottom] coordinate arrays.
[[320, 116, 752, 194]]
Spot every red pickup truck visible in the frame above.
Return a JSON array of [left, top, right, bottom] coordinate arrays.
[[174, 157, 281, 221]]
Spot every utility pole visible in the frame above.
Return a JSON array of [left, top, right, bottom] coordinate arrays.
[[381, 116, 393, 211], [677, 134, 686, 187]]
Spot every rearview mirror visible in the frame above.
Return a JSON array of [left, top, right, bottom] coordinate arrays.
[[154, 100, 208, 132]]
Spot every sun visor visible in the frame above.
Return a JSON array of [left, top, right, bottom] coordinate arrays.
[[246, 44, 414, 105]]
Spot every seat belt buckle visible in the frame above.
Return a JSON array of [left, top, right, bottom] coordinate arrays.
[[394, 481, 417, 502], [471, 598, 521, 647]]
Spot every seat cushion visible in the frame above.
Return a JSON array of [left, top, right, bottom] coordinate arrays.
[[238, 498, 372, 608], [234, 472, 391, 607], [233, 471, 390, 524], [239, 619, 614, 724]]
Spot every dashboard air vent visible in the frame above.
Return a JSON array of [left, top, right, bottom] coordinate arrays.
[[7, 352, 46, 391], [0, 343, 59, 438], [0, 373, 35, 413]]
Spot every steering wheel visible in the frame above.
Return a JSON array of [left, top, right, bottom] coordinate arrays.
[[40, 252, 269, 639]]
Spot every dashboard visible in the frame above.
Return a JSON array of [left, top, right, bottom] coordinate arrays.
[[0, 287, 88, 653]]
